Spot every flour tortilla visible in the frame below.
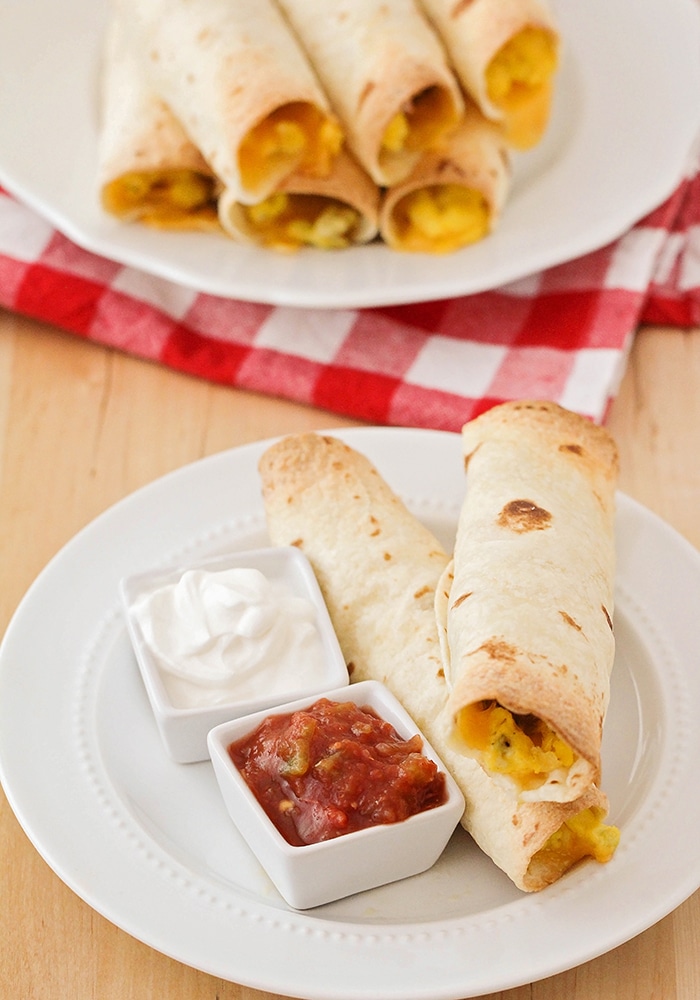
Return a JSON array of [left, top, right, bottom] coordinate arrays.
[[98, 14, 221, 230], [439, 401, 618, 803], [120, 0, 341, 204], [218, 151, 379, 249], [258, 431, 616, 891], [418, 0, 559, 148], [275, 0, 464, 186], [379, 105, 510, 252]]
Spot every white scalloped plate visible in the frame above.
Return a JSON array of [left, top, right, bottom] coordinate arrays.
[[0, 0, 698, 307], [1, 428, 700, 999]]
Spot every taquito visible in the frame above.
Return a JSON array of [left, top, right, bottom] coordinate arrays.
[[379, 105, 510, 253], [120, 0, 343, 205], [98, 15, 221, 231], [437, 401, 618, 804], [274, 0, 464, 186], [418, 0, 559, 149], [219, 151, 379, 251], [258, 432, 619, 892]]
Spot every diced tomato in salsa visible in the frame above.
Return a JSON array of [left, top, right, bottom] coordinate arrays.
[[228, 697, 446, 846]]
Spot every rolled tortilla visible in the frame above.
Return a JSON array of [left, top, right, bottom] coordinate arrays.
[[379, 104, 510, 253], [418, 0, 560, 149], [258, 432, 619, 892], [120, 0, 343, 205], [218, 151, 380, 251], [275, 0, 464, 186], [98, 15, 221, 231], [437, 401, 618, 804]]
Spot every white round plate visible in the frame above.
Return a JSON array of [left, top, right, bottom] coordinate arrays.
[[1, 428, 700, 999], [0, 1, 698, 308]]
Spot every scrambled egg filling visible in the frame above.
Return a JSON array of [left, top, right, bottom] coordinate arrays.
[[104, 169, 218, 229], [243, 192, 362, 250], [485, 26, 558, 149], [392, 184, 490, 253], [380, 87, 460, 157], [382, 112, 410, 154], [457, 700, 576, 791], [529, 807, 620, 881], [238, 103, 343, 193]]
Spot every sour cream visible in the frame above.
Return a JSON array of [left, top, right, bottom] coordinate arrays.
[[130, 566, 327, 709]]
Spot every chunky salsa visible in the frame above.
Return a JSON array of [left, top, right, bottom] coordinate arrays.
[[228, 697, 447, 846]]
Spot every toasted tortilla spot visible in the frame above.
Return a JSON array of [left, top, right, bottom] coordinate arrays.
[[358, 80, 376, 110], [559, 611, 582, 632], [480, 638, 520, 664], [452, 591, 472, 609], [497, 498, 552, 532], [451, 0, 477, 15]]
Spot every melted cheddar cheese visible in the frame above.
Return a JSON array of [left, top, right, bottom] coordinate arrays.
[[485, 26, 558, 149], [457, 700, 575, 791], [238, 103, 343, 194], [391, 184, 490, 253], [382, 112, 411, 154], [380, 86, 461, 158], [243, 192, 362, 250], [528, 807, 620, 884], [102, 169, 219, 230]]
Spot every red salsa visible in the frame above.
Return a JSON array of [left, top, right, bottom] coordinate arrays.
[[228, 697, 447, 846]]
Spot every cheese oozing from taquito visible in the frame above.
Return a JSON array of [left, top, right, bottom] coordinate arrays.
[[218, 151, 379, 251], [258, 432, 619, 892], [274, 0, 464, 186], [437, 401, 618, 804], [379, 105, 510, 253], [98, 14, 221, 231], [120, 0, 343, 205], [417, 0, 560, 149]]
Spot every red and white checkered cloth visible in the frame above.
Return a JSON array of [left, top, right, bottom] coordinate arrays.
[[1, 142, 699, 431]]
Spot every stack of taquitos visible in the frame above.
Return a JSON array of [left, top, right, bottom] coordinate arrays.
[[99, 0, 559, 255], [103, 0, 382, 249], [258, 421, 619, 892]]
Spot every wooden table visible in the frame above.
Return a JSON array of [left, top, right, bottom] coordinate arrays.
[[1, 307, 699, 999]]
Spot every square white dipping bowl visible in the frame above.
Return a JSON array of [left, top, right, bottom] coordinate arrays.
[[207, 679, 465, 909], [120, 546, 349, 763]]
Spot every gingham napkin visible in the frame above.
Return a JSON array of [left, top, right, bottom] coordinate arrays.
[[1, 144, 698, 431]]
